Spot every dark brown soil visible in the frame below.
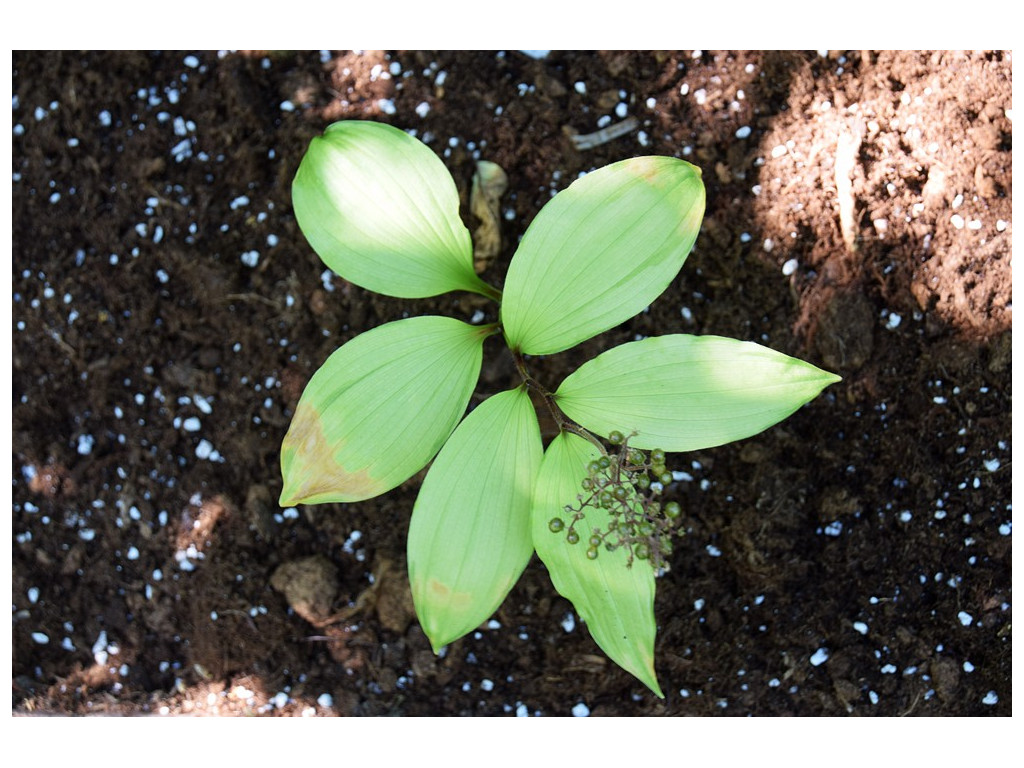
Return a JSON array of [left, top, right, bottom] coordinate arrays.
[[12, 50, 1011, 716]]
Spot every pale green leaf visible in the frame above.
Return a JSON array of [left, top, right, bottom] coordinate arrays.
[[531, 432, 663, 697], [279, 316, 485, 506], [408, 387, 542, 651], [501, 156, 704, 355], [293, 120, 496, 299], [555, 334, 842, 451]]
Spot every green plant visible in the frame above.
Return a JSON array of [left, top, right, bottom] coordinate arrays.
[[280, 120, 840, 697]]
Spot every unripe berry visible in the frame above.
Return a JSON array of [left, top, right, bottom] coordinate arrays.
[[588, 534, 602, 548], [608, 430, 625, 445], [566, 530, 580, 545], [651, 449, 666, 465], [665, 501, 681, 519], [549, 517, 565, 533], [586, 546, 599, 560]]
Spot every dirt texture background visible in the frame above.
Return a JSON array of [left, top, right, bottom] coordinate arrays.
[[11, 50, 1011, 716]]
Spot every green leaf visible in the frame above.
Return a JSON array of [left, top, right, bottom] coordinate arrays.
[[408, 387, 542, 651], [555, 334, 842, 451], [532, 432, 663, 697], [279, 316, 485, 506], [292, 120, 496, 299], [501, 156, 705, 355]]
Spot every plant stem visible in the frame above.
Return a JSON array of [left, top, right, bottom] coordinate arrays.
[[510, 348, 606, 453], [475, 322, 505, 341], [473, 279, 503, 304]]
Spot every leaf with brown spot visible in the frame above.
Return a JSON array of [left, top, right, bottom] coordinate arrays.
[[408, 387, 542, 651], [279, 316, 486, 506], [501, 156, 704, 355]]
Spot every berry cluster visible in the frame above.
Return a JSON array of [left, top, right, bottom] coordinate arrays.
[[548, 430, 683, 570]]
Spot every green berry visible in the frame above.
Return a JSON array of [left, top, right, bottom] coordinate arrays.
[[588, 534, 602, 548], [659, 471, 674, 485], [549, 517, 565, 533], [608, 430, 625, 445], [651, 449, 666, 465], [566, 530, 580, 545], [598, 455, 611, 470], [612, 486, 628, 502], [636, 474, 651, 490], [587, 460, 601, 475], [665, 501, 681, 518], [586, 546, 599, 560], [635, 543, 651, 560]]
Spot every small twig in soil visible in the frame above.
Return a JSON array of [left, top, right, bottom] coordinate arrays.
[[570, 117, 639, 150]]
